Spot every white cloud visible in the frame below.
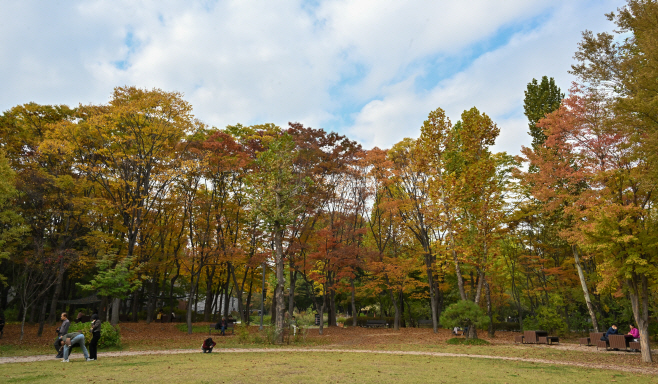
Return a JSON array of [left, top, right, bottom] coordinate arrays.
[[0, 0, 626, 155]]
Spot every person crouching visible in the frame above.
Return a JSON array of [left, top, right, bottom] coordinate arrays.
[[202, 338, 216, 353], [59, 332, 91, 362]]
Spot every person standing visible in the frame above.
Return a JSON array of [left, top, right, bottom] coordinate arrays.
[[54, 312, 70, 358], [59, 331, 91, 362], [89, 314, 101, 360]]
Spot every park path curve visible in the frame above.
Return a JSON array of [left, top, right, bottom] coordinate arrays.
[[1, 347, 656, 375]]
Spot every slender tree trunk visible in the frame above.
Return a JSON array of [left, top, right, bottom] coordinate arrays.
[[47, 262, 66, 325], [329, 287, 337, 327], [424, 254, 438, 333], [131, 288, 140, 322], [246, 271, 254, 325], [628, 275, 652, 363], [37, 296, 48, 337], [186, 274, 198, 334], [350, 278, 357, 327], [318, 301, 325, 335], [20, 305, 28, 342], [485, 278, 494, 338], [389, 289, 400, 330], [288, 268, 296, 319], [573, 245, 599, 332], [146, 274, 159, 324], [204, 266, 215, 322], [111, 298, 120, 326], [274, 226, 286, 342]]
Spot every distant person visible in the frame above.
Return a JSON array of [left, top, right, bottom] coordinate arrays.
[[157, 309, 163, 321], [291, 316, 298, 336], [76, 311, 85, 323], [453, 326, 460, 335], [0, 309, 5, 338], [202, 337, 216, 353], [89, 314, 101, 361], [59, 331, 91, 362], [215, 317, 228, 336], [601, 324, 618, 341], [54, 312, 70, 358]]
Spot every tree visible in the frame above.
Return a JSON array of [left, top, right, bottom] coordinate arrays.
[[246, 130, 309, 341], [77, 253, 142, 325], [0, 151, 25, 285], [523, 76, 564, 149], [439, 300, 489, 340]]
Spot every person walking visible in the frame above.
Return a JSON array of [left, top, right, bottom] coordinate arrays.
[[54, 312, 70, 358], [89, 314, 101, 360], [59, 332, 91, 362]]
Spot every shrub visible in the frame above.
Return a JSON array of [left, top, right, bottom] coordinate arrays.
[[439, 301, 489, 339], [68, 321, 121, 348], [523, 307, 568, 336], [234, 323, 251, 343], [446, 337, 490, 346]]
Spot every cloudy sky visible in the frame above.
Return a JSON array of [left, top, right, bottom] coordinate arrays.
[[1, 0, 624, 154]]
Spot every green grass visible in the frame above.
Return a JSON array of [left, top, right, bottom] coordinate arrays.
[[1, 351, 652, 383], [446, 338, 491, 345]]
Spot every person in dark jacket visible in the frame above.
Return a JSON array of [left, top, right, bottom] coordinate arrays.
[[89, 314, 101, 360], [54, 312, 70, 358], [601, 325, 618, 341], [202, 337, 216, 353]]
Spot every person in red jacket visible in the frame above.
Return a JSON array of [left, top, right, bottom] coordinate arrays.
[[202, 338, 216, 353]]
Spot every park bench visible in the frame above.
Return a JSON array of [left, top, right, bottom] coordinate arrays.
[[578, 332, 603, 347], [514, 334, 524, 344], [538, 336, 560, 345], [417, 320, 433, 328], [629, 341, 641, 352], [363, 319, 387, 328], [523, 330, 559, 345], [209, 321, 235, 335]]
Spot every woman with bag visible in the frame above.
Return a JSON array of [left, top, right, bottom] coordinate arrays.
[[89, 314, 101, 360]]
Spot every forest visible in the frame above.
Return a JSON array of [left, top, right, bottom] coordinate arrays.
[[0, 0, 656, 364]]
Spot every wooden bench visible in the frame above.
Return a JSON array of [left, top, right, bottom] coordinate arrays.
[[595, 339, 608, 350], [579, 332, 603, 347], [514, 335, 525, 344], [629, 341, 641, 352], [608, 335, 632, 351], [209, 322, 235, 335], [538, 336, 560, 345], [363, 319, 387, 328], [417, 320, 433, 328]]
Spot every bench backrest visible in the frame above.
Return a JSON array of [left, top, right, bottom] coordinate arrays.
[[524, 331, 537, 343], [589, 332, 604, 341], [609, 335, 628, 349]]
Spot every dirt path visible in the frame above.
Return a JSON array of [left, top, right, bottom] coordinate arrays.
[[2, 347, 657, 375]]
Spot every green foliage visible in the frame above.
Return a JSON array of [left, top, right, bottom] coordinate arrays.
[[77, 253, 142, 300], [0, 151, 26, 284], [439, 301, 490, 339], [234, 323, 251, 343], [446, 337, 491, 345], [493, 322, 521, 332], [68, 321, 121, 349], [523, 307, 568, 336], [523, 76, 563, 149], [343, 316, 394, 327]]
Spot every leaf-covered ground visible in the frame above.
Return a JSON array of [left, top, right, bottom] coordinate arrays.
[[1, 322, 657, 375]]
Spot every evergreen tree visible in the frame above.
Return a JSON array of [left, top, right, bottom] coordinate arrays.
[[523, 76, 564, 149]]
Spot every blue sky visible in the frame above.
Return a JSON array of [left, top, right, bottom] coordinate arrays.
[[0, 0, 624, 154]]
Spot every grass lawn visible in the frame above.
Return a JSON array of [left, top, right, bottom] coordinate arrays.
[[2, 351, 654, 383]]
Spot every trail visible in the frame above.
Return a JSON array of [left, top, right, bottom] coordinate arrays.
[[1, 347, 657, 375]]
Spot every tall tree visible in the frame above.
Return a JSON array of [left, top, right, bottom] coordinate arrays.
[[524, 76, 564, 149]]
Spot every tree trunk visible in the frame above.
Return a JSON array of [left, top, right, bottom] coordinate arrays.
[[329, 288, 337, 327], [318, 302, 325, 335], [628, 275, 652, 363], [350, 278, 357, 327], [186, 274, 198, 334], [246, 271, 254, 325], [20, 305, 28, 342], [485, 278, 494, 338], [131, 288, 140, 322], [389, 289, 400, 330], [274, 226, 286, 343], [146, 274, 159, 324], [288, 268, 296, 319], [47, 262, 66, 325], [204, 266, 215, 322], [573, 245, 599, 332], [424, 254, 438, 333], [37, 296, 48, 337], [111, 298, 120, 326]]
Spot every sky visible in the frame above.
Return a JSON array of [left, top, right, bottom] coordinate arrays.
[[0, 0, 625, 155]]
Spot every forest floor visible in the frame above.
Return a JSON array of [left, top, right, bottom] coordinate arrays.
[[1, 322, 657, 375]]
